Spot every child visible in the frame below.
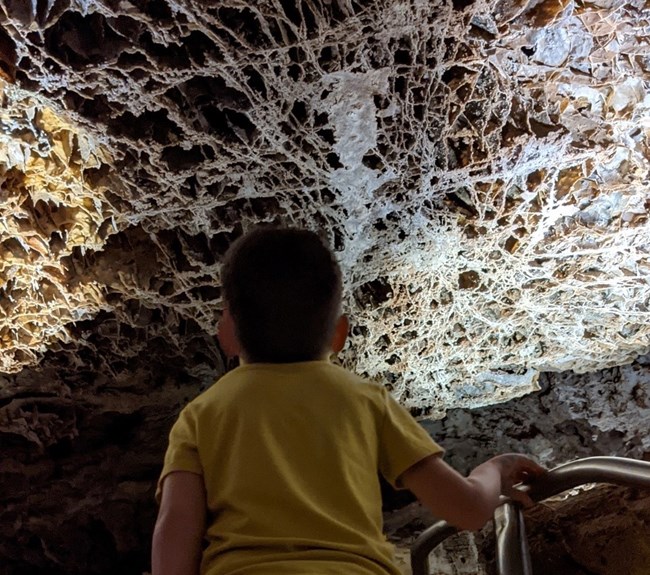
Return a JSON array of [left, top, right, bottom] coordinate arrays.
[[152, 227, 544, 575]]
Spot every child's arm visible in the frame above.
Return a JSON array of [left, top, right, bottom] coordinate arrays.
[[399, 453, 545, 531], [152, 471, 207, 575]]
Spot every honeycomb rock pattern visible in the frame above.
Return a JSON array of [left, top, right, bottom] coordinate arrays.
[[0, 80, 117, 372], [0, 1, 649, 414]]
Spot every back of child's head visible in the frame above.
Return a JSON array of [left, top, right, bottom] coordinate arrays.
[[221, 226, 343, 363]]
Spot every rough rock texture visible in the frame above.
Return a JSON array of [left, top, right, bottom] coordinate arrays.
[[466, 483, 650, 575], [387, 353, 650, 574], [0, 79, 117, 373], [0, 363, 207, 575], [0, 0, 649, 412], [513, 485, 650, 575], [424, 353, 650, 472], [1, 1, 650, 574], [388, 484, 650, 575]]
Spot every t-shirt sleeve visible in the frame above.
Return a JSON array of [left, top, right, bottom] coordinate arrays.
[[378, 389, 444, 488], [155, 405, 203, 503]]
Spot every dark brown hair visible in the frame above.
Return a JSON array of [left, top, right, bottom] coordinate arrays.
[[221, 227, 343, 363]]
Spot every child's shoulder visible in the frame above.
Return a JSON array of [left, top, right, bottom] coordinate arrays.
[[318, 362, 391, 399], [186, 361, 390, 409]]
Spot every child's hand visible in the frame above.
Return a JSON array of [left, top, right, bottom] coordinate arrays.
[[491, 453, 547, 507]]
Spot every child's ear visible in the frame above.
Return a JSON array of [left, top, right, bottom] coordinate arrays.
[[330, 315, 349, 354], [217, 307, 241, 358]]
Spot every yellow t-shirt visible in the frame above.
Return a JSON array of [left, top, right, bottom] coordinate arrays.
[[157, 361, 443, 575]]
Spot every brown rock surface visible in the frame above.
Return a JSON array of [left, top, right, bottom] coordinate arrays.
[[515, 485, 650, 575], [388, 485, 650, 575]]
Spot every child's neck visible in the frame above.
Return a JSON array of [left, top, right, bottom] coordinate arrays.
[[238, 353, 333, 365]]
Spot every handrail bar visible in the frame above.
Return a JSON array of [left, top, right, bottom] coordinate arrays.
[[409, 521, 457, 574], [525, 456, 650, 501], [494, 502, 533, 575], [410, 456, 650, 575]]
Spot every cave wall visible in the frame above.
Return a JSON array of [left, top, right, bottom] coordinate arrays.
[[424, 353, 650, 473], [2, 355, 648, 574], [494, 484, 650, 575], [389, 483, 650, 575], [386, 353, 650, 574], [0, 356, 209, 575]]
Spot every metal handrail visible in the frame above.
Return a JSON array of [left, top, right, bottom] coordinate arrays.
[[409, 521, 458, 574], [410, 456, 650, 575], [494, 502, 533, 575]]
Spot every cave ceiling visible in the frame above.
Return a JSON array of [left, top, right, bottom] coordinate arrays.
[[0, 0, 649, 415]]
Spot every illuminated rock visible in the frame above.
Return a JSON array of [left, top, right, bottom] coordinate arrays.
[[0, 1, 648, 411], [0, 79, 115, 373]]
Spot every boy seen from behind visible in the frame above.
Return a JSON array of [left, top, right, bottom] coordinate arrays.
[[152, 227, 544, 575]]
